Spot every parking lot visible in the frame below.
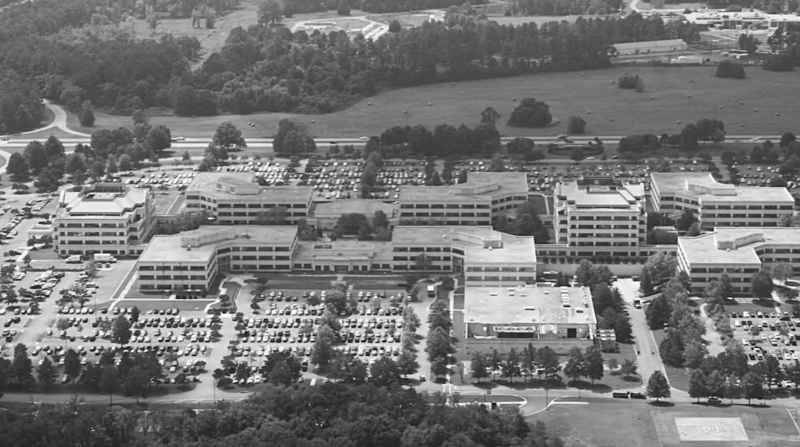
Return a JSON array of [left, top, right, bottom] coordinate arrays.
[[222, 286, 408, 385], [730, 307, 800, 372]]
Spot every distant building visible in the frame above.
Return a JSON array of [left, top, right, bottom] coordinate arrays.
[[184, 173, 313, 224], [611, 39, 688, 56], [547, 177, 647, 264], [463, 285, 596, 352], [137, 225, 298, 294], [136, 224, 536, 294], [650, 172, 794, 229], [398, 172, 528, 226], [54, 184, 154, 257], [677, 227, 800, 295], [392, 226, 537, 286]]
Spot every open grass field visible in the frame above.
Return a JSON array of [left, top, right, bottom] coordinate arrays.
[[533, 398, 800, 447], [72, 66, 800, 139]]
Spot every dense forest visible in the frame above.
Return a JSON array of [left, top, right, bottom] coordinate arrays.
[[0, 382, 563, 447], [508, 0, 624, 15]]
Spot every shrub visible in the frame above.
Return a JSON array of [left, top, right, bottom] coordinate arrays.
[[763, 53, 794, 72], [566, 115, 586, 134], [618, 73, 644, 91], [716, 60, 745, 78]]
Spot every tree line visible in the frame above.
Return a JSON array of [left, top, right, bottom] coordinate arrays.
[[0, 381, 563, 447], [507, 0, 624, 15]]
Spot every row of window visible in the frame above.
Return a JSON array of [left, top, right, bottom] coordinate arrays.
[[401, 203, 491, 209], [465, 276, 535, 282], [465, 266, 535, 272], [216, 212, 306, 217]]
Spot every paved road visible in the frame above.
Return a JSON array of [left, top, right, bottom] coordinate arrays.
[[614, 279, 670, 389]]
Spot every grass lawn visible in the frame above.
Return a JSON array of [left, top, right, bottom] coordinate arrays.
[[72, 66, 800, 139], [533, 398, 800, 447]]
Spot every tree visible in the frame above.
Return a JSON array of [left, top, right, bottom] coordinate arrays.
[[575, 260, 612, 287], [312, 324, 337, 371], [716, 60, 746, 79], [502, 349, 521, 382], [537, 346, 560, 379], [64, 348, 81, 380], [563, 348, 584, 384], [675, 209, 697, 232], [480, 107, 500, 128], [11, 343, 34, 389], [646, 371, 670, 401], [6, 152, 28, 181], [489, 155, 505, 172], [273, 119, 315, 156], [584, 346, 604, 385], [659, 330, 685, 366], [742, 372, 764, 405], [388, 19, 401, 32], [261, 351, 301, 386], [213, 122, 246, 149], [751, 271, 774, 299], [78, 100, 95, 127], [23, 141, 47, 173], [705, 370, 725, 397], [111, 316, 132, 344], [683, 340, 708, 369], [397, 349, 419, 376], [688, 369, 708, 402], [738, 33, 759, 54], [617, 73, 644, 91], [146, 125, 172, 153], [37, 357, 57, 388], [258, 0, 283, 25], [65, 153, 88, 178], [640, 268, 653, 295], [130, 306, 140, 323], [426, 327, 454, 363], [620, 359, 637, 379], [470, 352, 487, 382], [337, 0, 351, 15], [507, 98, 552, 128], [369, 357, 402, 387], [566, 115, 586, 134]]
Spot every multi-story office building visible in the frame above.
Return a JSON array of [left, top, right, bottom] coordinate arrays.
[[136, 224, 536, 294], [398, 172, 528, 225], [650, 172, 794, 229], [185, 173, 313, 224], [677, 227, 800, 295], [54, 184, 154, 257], [137, 225, 298, 294], [392, 226, 536, 286], [548, 178, 647, 263]]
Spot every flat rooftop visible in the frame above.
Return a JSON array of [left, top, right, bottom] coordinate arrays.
[[678, 227, 800, 265], [556, 181, 644, 209], [59, 187, 148, 216], [465, 285, 596, 325], [187, 172, 312, 202], [651, 172, 793, 203], [393, 225, 536, 263], [313, 199, 396, 219], [139, 225, 297, 263], [294, 240, 393, 263], [399, 171, 528, 202]]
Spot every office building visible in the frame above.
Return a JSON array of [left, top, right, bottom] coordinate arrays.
[[54, 184, 154, 257], [547, 178, 647, 263], [137, 225, 297, 294], [398, 172, 528, 225], [184, 173, 313, 224], [650, 172, 794, 229], [677, 227, 800, 295], [392, 226, 537, 286]]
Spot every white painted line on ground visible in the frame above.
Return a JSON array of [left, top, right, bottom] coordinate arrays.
[[787, 408, 800, 436], [549, 401, 589, 405]]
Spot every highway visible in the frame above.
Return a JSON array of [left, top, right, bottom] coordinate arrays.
[[0, 135, 782, 151]]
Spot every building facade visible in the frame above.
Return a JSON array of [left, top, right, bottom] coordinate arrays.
[[462, 285, 596, 352], [54, 184, 154, 257], [137, 226, 298, 294], [184, 173, 313, 225], [650, 172, 794, 230], [677, 228, 800, 295], [398, 172, 528, 226], [548, 178, 648, 264]]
